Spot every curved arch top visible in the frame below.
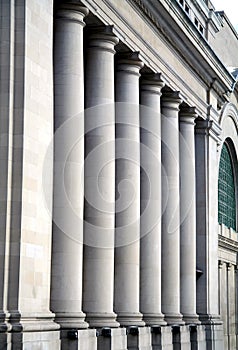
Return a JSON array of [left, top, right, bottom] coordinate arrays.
[[219, 102, 238, 131], [218, 103, 238, 167]]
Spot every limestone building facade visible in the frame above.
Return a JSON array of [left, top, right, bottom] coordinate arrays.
[[0, 0, 238, 349]]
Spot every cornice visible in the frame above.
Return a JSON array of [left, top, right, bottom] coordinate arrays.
[[218, 234, 238, 253], [131, 0, 235, 96]]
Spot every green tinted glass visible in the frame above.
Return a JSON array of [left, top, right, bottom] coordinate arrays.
[[218, 143, 236, 230]]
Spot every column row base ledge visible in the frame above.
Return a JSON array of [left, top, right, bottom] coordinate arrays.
[[7, 320, 60, 332]]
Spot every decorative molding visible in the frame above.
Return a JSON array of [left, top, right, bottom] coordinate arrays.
[[130, 0, 234, 95], [218, 234, 238, 253]]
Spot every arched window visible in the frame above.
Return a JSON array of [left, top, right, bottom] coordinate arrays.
[[218, 142, 236, 230]]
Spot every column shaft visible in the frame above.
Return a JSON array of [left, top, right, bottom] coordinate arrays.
[[161, 91, 184, 325], [114, 53, 145, 326], [195, 119, 222, 326], [51, 3, 88, 329], [179, 107, 200, 324], [227, 263, 236, 349], [140, 74, 166, 325], [83, 27, 119, 328]]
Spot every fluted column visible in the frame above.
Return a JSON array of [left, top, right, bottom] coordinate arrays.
[[140, 74, 166, 325], [51, 3, 88, 328], [161, 90, 184, 325], [83, 27, 119, 328], [114, 52, 145, 326], [179, 106, 200, 324]]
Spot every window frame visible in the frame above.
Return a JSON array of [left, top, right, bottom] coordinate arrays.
[[218, 139, 238, 231]]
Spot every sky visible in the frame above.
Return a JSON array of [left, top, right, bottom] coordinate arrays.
[[211, 0, 238, 32]]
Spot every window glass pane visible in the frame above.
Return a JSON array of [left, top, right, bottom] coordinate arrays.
[[218, 143, 236, 230]]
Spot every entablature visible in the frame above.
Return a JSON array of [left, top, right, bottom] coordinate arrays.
[[80, 0, 235, 117], [142, 0, 235, 93]]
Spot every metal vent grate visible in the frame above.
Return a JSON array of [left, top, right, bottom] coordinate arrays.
[[218, 143, 236, 230]]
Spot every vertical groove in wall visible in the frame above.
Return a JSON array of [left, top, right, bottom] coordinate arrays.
[[4, 0, 25, 316], [218, 262, 221, 315], [0, 0, 15, 315], [235, 267, 238, 346], [227, 264, 230, 350]]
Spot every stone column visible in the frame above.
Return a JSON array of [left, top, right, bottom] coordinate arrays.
[[51, 3, 88, 328], [114, 52, 145, 326], [235, 266, 238, 345], [218, 260, 223, 317], [179, 106, 200, 324], [83, 27, 119, 328], [140, 74, 166, 325], [227, 263, 236, 349], [195, 118, 223, 347], [161, 90, 184, 325], [218, 260, 227, 346], [0, 0, 11, 332]]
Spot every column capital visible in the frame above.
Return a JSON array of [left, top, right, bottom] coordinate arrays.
[[140, 73, 165, 95], [56, 2, 89, 25], [179, 106, 197, 125], [116, 52, 144, 76], [195, 117, 222, 143], [88, 26, 119, 53], [161, 90, 182, 111], [218, 260, 224, 269]]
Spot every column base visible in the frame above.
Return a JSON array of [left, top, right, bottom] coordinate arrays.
[[54, 311, 88, 329], [142, 313, 167, 326], [6, 311, 60, 332], [116, 312, 145, 326], [86, 312, 119, 328], [182, 313, 201, 325], [198, 315, 224, 350], [198, 314, 223, 325], [164, 313, 185, 325], [198, 316, 224, 350]]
